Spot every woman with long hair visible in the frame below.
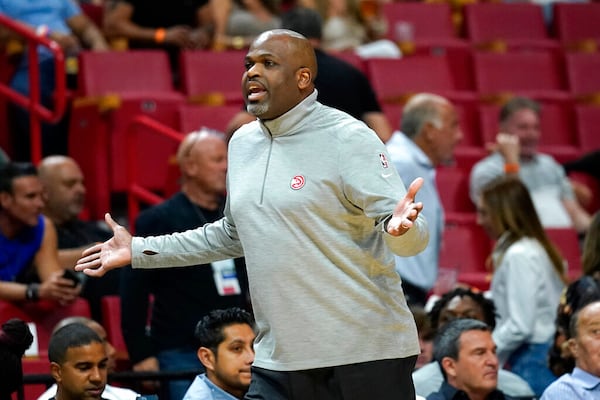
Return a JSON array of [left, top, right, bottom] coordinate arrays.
[[476, 176, 567, 396]]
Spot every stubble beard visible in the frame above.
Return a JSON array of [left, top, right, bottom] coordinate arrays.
[[246, 102, 268, 118]]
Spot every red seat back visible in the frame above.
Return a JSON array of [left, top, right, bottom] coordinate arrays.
[[382, 2, 456, 42], [464, 3, 551, 42], [179, 50, 246, 106], [552, 3, 600, 44]]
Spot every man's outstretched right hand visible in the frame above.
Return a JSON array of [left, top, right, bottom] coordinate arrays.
[[75, 213, 133, 277]]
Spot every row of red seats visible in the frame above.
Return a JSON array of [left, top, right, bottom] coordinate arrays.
[[66, 47, 600, 221], [438, 220, 583, 292], [381, 2, 600, 51]]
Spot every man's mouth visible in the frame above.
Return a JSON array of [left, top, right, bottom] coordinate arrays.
[[247, 83, 266, 101]]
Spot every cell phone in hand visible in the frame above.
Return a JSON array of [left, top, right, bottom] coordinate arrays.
[[62, 269, 81, 287]]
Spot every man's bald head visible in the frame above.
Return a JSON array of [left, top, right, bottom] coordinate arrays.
[[38, 155, 86, 224], [252, 29, 318, 83]]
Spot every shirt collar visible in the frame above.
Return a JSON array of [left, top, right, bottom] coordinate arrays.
[[440, 381, 508, 400], [571, 367, 600, 390], [200, 374, 239, 400], [389, 131, 433, 170], [260, 90, 318, 138]]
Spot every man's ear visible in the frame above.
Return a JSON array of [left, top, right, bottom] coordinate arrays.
[[50, 362, 62, 383], [198, 347, 215, 371], [297, 67, 312, 90], [441, 357, 457, 379], [567, 337, 579, 359], [0, 191, 11, 208]]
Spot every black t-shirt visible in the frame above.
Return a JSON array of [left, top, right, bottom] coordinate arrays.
[[122, 0, 209, 28], [314, 48, 382, 121]]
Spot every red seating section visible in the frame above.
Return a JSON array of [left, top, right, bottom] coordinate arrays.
[[565, 52, 600, 100], [439, 221, 493, 291], [69, 50, 185, 218], [552, 3, 600, 50], [574, 105, 600, 154], [179, 50, 246, 107], [545, 228, 582, 281], [473, 51, 569, 102], [464, 3, 558, 51]]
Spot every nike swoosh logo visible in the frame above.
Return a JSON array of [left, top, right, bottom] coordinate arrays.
[[382, 172, 393, 178]]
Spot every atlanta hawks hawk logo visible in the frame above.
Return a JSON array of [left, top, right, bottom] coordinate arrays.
[[290, 175, 305, 190]]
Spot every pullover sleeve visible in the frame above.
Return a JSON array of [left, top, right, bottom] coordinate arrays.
[[341, 126, 429, 257], [131, 213, 244, 269]]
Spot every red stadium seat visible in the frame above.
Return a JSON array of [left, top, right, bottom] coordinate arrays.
[[552, 3, 600, 51], [565, 53, 600, 101], [381, 2, 474, 89], [179, 50, 246, 107], [178, 103, 245, 134], [68, 50, 185, 218], [545, 228, 582, 281], [574, 105, 600, 154], [436, 166, 477, 222], [463, 3, 558, 52], [440, 221, 493, 291], [473, 51, 570, 103]]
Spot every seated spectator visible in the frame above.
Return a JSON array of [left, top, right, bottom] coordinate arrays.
[[227, 6, 394, 142], [38, 155, 120, 322], [209, 0, 281, 50], [427, 318, 514, 400], [549, 276, 600, 378], [469, 97, 591, 234], [477, 176, 567, 396], [0, 0, 108, 160], [103, 0, 212, 78], [541, 300, 600, 399], [48, 322, 108, 400], [296, 0, 392, 56], [121, 129, 250, 400], [414, 287, 534, 399], [0, 162, 81, 305], [183, 308, 255, 400], [0, 318, 33, 400], [548, 213, 600, 376], [37, 316, 139, 400], [387, 93, 462, 305]]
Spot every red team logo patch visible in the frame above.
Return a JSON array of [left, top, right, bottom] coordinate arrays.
[[290, 175, 305, 190], [379, 153, 389, 169]]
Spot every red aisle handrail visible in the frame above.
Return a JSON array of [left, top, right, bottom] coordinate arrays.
[[0, 13, 67, 163], [126, 114, 185, 230]]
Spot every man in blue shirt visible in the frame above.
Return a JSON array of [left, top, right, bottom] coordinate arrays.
[[541, 301, 600, 399], [386, 93, 462, 306], [183, 308, 255, 400]]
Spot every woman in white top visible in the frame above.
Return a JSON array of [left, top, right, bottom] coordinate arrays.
[[476, 176, 568, 397]]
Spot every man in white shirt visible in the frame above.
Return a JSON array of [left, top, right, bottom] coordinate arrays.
[[37, 316, 138, 400]]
